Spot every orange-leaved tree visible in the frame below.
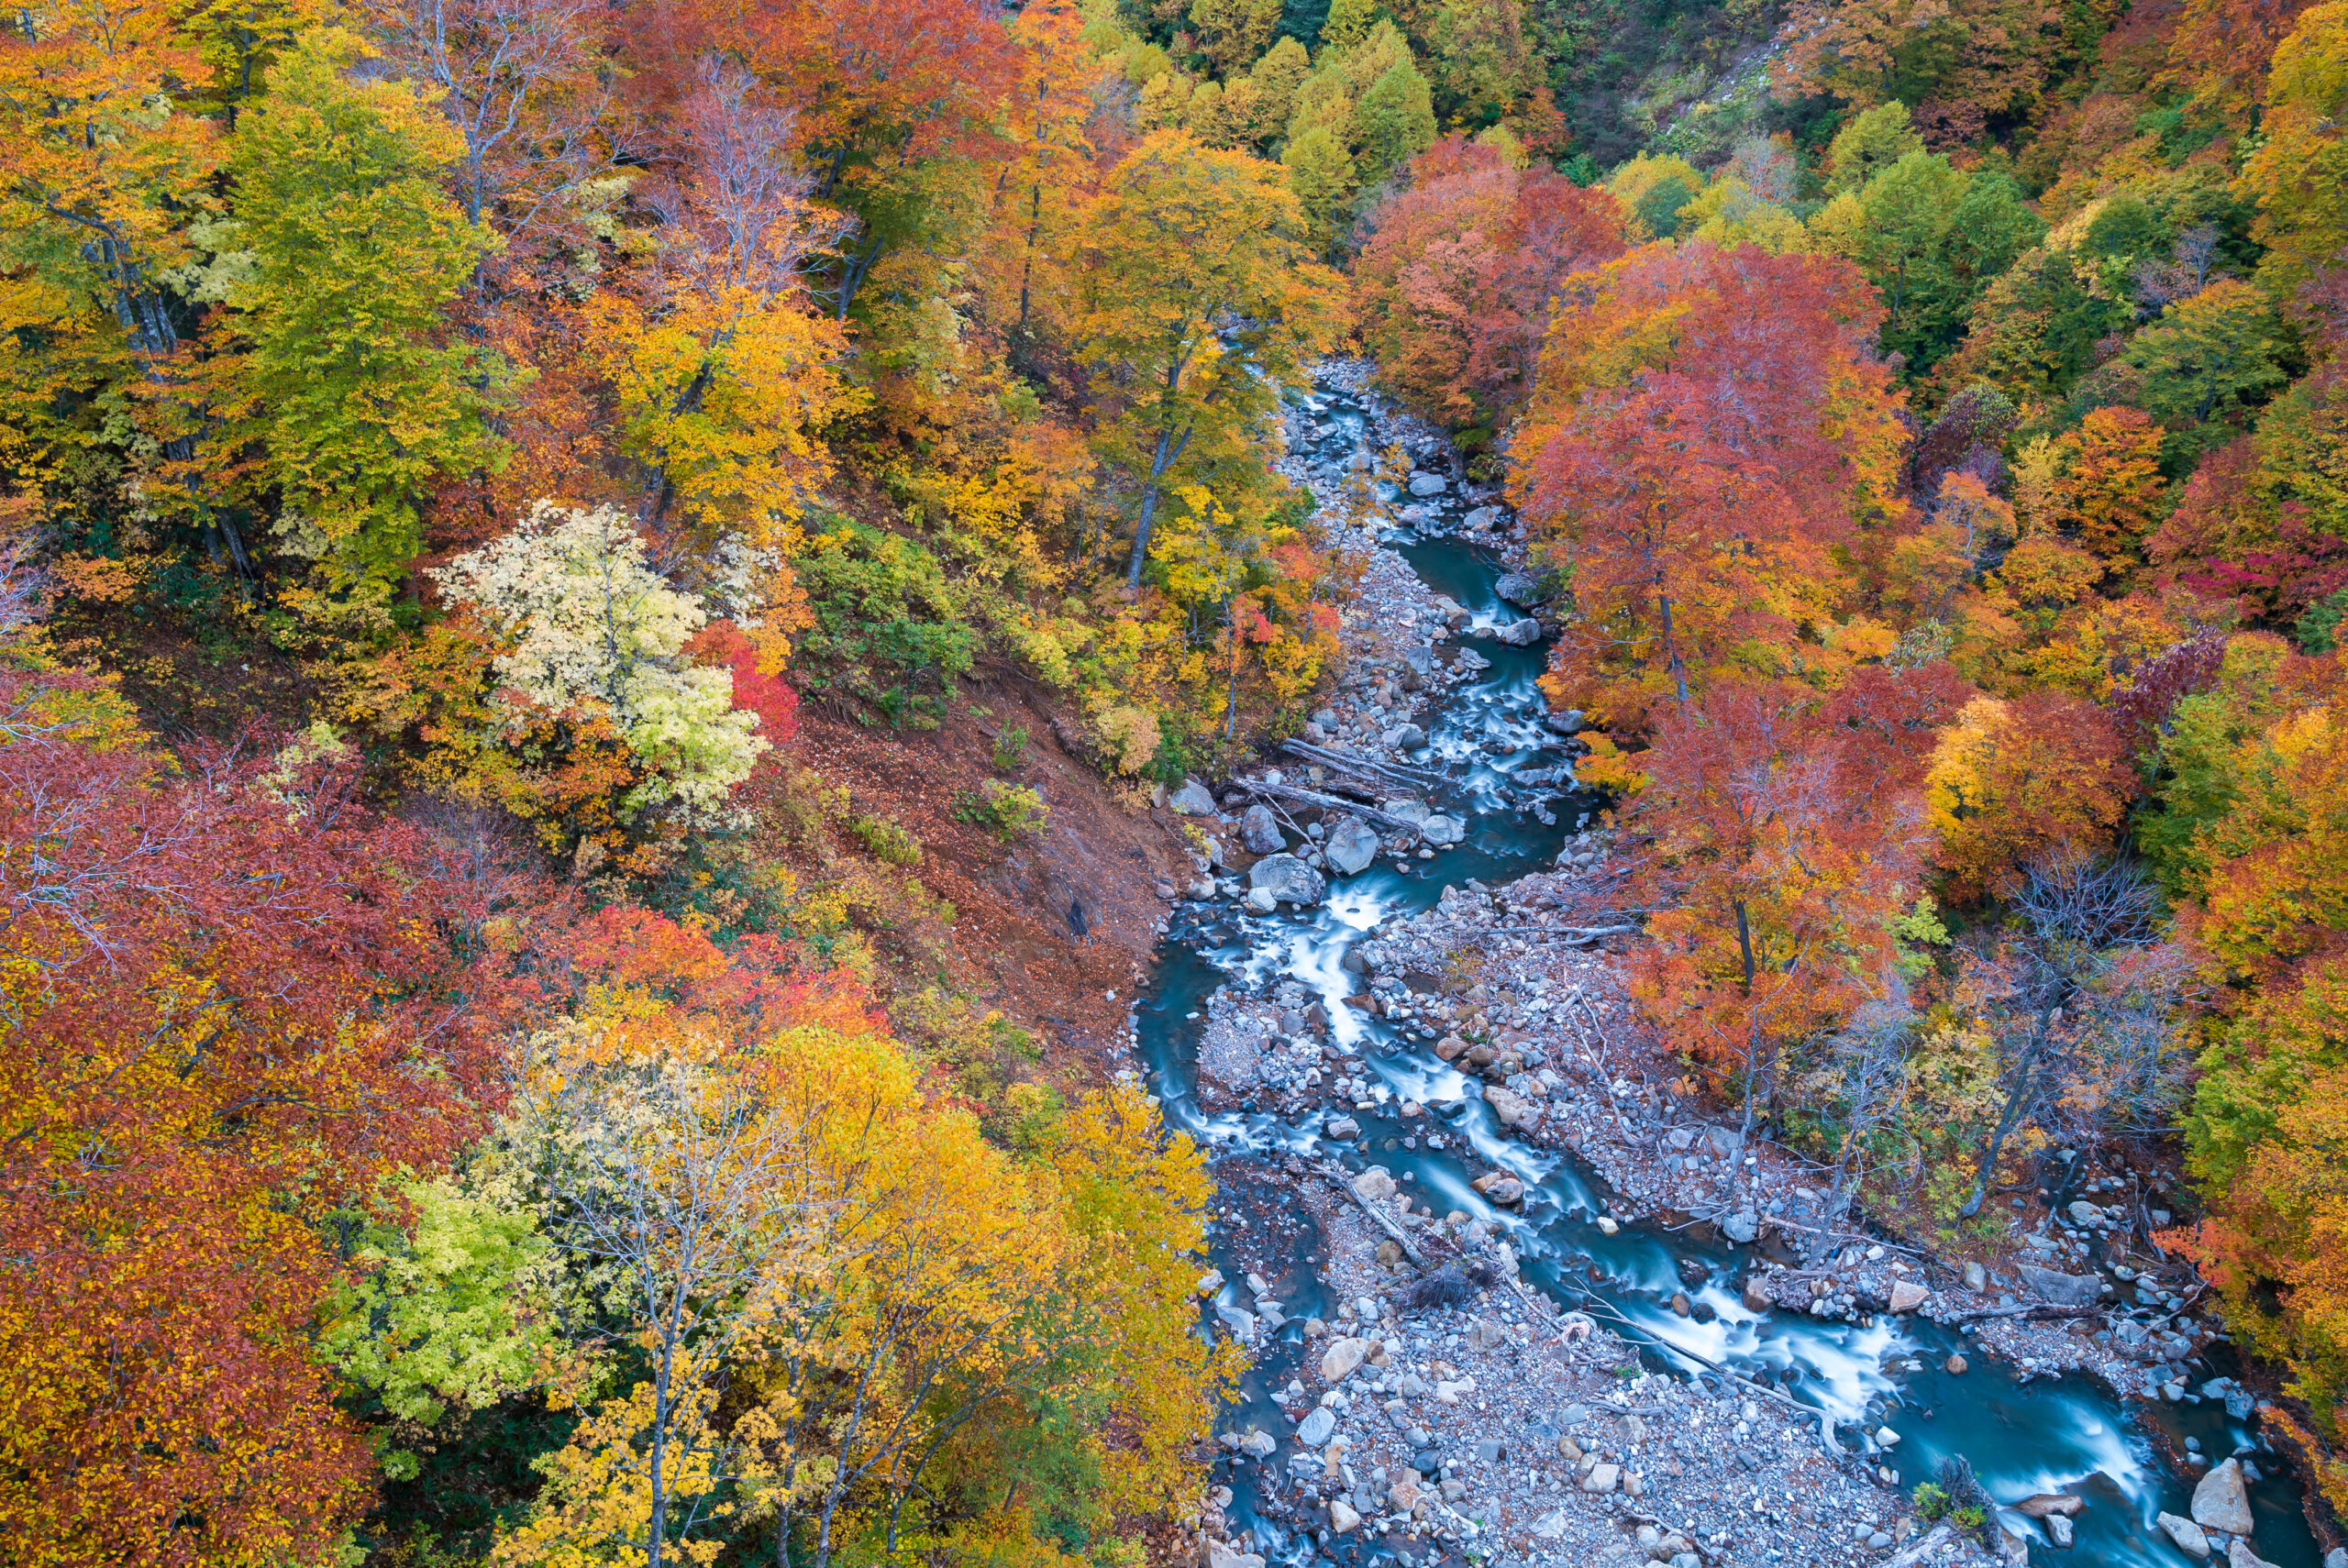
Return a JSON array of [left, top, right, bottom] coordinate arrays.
[[0, 669, 516, 1564], [1510, 243, 1909, 731]]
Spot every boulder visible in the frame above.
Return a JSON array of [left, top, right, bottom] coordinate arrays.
[[1888, 1280, 1930, 1313], [2015, 1495, 2084, 1519], [2229, 1541, 2279, 1568], [1168, 778, 1218, 815], [1494, 571, 1545, 607], [1743, 1275, 1774, 1312], [1325, 817, 1381, 875], [1352, 1167, 1397, 1202], [2156, 1516, 2210, 1558], [1463, 506, 1499, 529], [1325, 1116, 1360, 1140], [1208, 1543, 1265, 1568], [1408, 471, 1448, 496], [2193, 1458, 2256, 1535], [2047, 1515, 2075, 1549], [1420, 813, 1465, 846], [1965, 1261, 1988, 1291], [1246, 888, 1278, 913], [1945, 1353, 1969, 1375], [1494, 616, 1543, 646], [2067, 1199, 2103, 1227], [1240, 803, 1285, 855], [2019, 1264, 2102, 1308], [1722, 1210, 1759, 1244], [1580, 1463, 1620, 1494], [1248, 853, 1326, 907], [1403, 646, 1434, 675], [1296, 1406, 1336, 1447], [1545, 709, 1586, 734], [1216, 1304, 1257, 1341], [1485, 1086, 1534, 1127], [1469, 1169, 1525, 1203], [1385, 723, 1429, 751], [1320, 1337, 1371, 1382]]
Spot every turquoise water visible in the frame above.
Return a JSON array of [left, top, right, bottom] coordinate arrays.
[[1131, 381, 2320, 1568]]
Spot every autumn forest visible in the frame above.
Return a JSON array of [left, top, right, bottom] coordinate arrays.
[[3, 0, 2347, 1559]]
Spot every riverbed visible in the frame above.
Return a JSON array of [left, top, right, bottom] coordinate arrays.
[[1129, 370, 2321, 1568]]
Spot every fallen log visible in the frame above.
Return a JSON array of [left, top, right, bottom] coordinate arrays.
[[1231, 778, 1432, 838]]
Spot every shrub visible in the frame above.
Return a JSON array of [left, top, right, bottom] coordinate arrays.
[[953, 780, 1050, 843]]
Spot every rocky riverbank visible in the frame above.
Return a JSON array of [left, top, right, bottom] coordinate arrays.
[[1139, 364, 2330, 1568]]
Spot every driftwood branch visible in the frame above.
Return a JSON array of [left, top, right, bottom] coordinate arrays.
[[1319, 1161, 1432, 1269], [1280, 739, 1446, 788], [1233, 778, 1432, 838]]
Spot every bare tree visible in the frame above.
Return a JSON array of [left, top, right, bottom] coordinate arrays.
[[522, 1031, 833, 1568], [1815, 1000, 1918, 1228], [364, 0, 630, 242], [1955, 848, 2165, 1217]]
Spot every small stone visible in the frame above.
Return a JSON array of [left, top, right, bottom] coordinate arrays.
[[1596, 1216, 1619, 1234], [1329, 1499, 1362, 1534], [1246, 887, 1278, 913], [1888, 1280, 1930, 1313], [2047, 1514, 2076, 1549], [1867, 1532, 1892, 1550], [1581, 1463, 1620, 1494], [1475, 1437, 1506, 1463], [1876, 1426, 1901, 1447], [1297, 1407, 1336, 1447], [1964, 1260, 1988, 1291], [1207, 1543, 1265, 1568], [1945, 1353, 1969, 1375], [1722, 1210, 1759, 1244], [1353, 1168, 1397, 1203], [1195, 1268, 1224, 1297], [2157, 1514, 2211, 1557], [1326, 1117, 1360, 1140], [1743, 1275, 1773, 1311]]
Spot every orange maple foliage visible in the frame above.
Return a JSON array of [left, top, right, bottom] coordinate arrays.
[[1352, 137, 1626, 427], [1510, 244, 1909, 729]]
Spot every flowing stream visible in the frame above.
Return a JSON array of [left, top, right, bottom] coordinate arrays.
[[1130, 377, 2320, 1568]]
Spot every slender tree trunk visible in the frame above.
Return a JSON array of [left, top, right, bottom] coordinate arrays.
[[1657, 580, 1689, 704], [1957, 1012, 2052, 1219], [1125, 419, 1194, 591]]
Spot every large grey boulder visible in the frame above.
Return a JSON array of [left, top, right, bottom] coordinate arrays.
[[1249, 853, 1325, 906], [1240, 803, 1285, 855], [1297, 1406, 1337, 1447], [1168, 778, 1217, 815], [1325, 817, 1381, 875], [2192, 1458, 2255, 1535], [1408, 471, 1448, 496], [1495, 571, 1546, 607], [1495, 617, 1543, 646], [1419, 813, 1464, 846], [2019, 1264, 2102, 1308], [1722, 1211, 1759, 1244], [1385, 723, 1429, 751]]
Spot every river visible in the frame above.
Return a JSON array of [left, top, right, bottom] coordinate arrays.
[[1130, 375, 2320, 1568]]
